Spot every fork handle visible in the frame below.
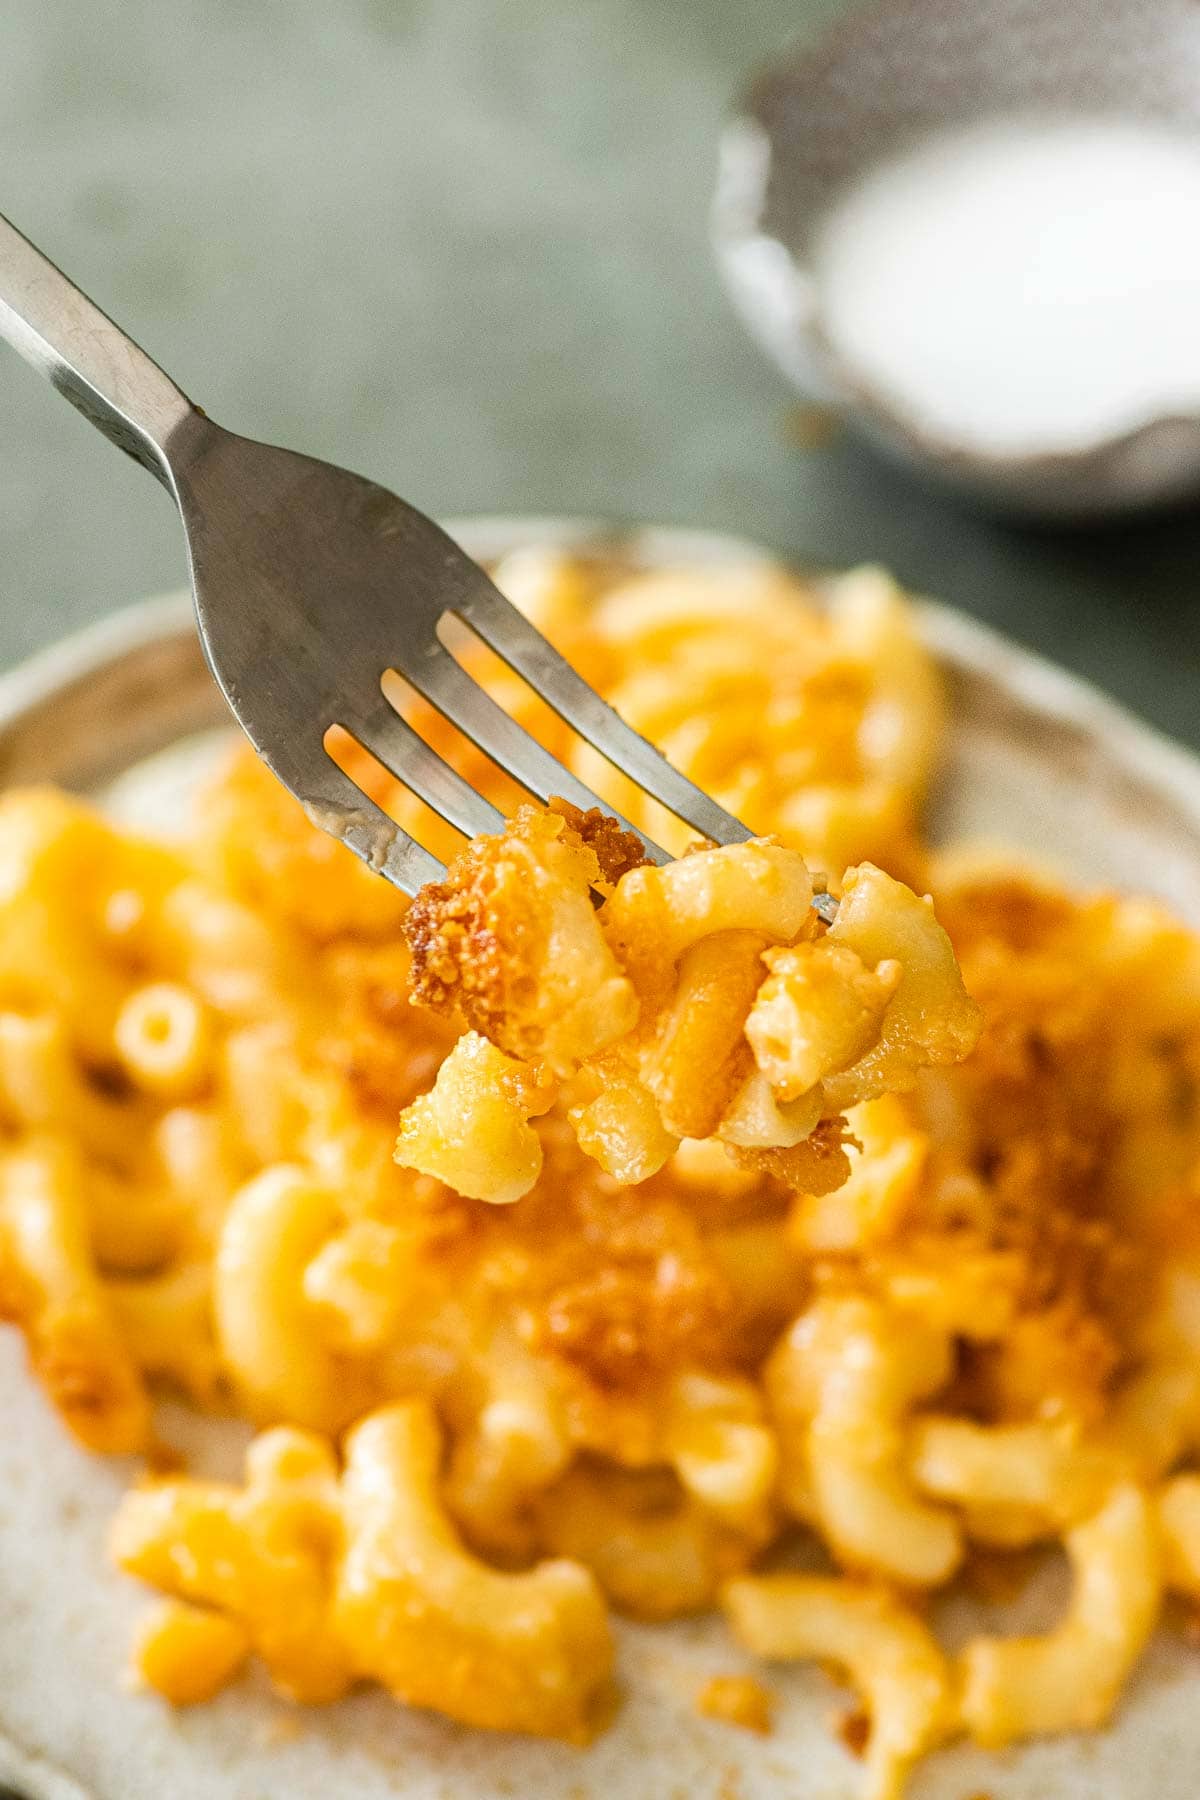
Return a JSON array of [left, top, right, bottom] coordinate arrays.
[[0, 210, 198, 489]]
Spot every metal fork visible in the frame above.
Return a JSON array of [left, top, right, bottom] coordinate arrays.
[[0, 212, 837, 919]]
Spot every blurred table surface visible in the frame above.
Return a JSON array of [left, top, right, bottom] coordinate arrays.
[[2, 0, 1197, 750]]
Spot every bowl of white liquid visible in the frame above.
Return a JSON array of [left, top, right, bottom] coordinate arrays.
[[714, 0, 1200, 518]]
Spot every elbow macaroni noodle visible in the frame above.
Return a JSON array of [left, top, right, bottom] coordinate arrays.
[[2, 551, 1200, 1794], [723, 1573, 953, 1800]]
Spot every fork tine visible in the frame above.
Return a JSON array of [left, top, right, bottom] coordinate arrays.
[[304, 756, 447, 896], [345, 697, 508, 841], [451, 586, 754, 847], [403, 647, 671, 864]]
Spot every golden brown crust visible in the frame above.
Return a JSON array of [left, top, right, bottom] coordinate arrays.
[[929, 880, 1169, 1420], [534, 1258, 730, 1393], [526, 1166, 736, 1391], [401, 817, 549, 1049], [731, 1117, 856, 1197], [401, 849, 514, 1031], [547, 798, 649, 887], [401, 806, 637, 1075]]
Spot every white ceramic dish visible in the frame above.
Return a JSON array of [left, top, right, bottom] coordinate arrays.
[[2, 517, 1200, 1799], [712, 0, 1200, 520]]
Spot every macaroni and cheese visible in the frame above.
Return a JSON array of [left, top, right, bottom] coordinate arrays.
[[2, 550, 1200, 1800], [396, 803, 979, 1202]]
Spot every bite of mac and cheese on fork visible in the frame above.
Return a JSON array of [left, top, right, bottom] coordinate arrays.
[[3, 549, 1200, 1800], [395, 801, 980, 1203]]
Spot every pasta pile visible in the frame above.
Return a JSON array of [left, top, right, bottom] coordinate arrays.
[[2, 549, 1200, 1800], [395, 804, 979, 1203]]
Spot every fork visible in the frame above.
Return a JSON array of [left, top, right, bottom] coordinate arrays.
[[0, 212, 838, 920]]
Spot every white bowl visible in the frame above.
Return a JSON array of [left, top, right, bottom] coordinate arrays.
[[712, 0, 1200, 520]]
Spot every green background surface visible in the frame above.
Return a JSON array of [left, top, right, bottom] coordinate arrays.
[[1, 0, 1197, 747]]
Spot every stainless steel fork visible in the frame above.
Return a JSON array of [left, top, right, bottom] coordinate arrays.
[[0, 212, 836, 917]]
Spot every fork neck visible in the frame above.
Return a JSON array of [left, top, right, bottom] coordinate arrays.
[[0, 209, 203, 492]]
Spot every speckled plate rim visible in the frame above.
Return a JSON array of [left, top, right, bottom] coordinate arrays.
[[2, 512, 1200, 842]]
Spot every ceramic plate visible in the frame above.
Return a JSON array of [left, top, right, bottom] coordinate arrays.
[[2, 518, 1199, 1799]]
